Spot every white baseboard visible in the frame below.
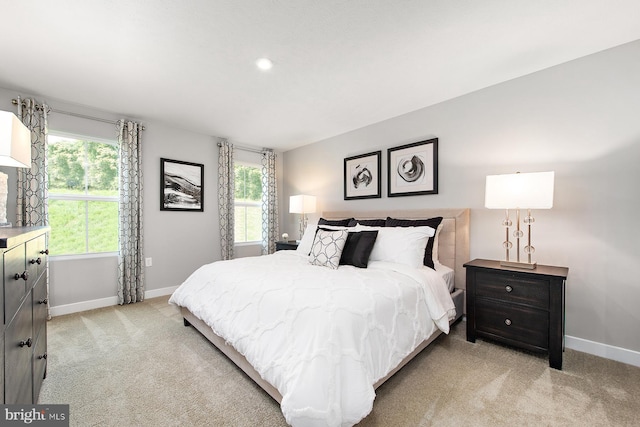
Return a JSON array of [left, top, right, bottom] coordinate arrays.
[[49, 286, 179, 317], [565, 335, 640, 368], [145, 285, 179, 299], [50, 296, 118, 317]]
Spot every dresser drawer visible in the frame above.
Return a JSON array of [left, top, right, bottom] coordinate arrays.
[[5, 296, 34, 404], [476, 299, 549, 350], [26, 234, 47, 288], [32, 274, 48, 336], [4, 244, 27, 324], [32, 329, 48, 403], [475, 270, 549, 309]]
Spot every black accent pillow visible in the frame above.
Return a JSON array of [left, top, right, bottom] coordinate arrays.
[[346, 218, 386, 227], [385, 216, 443, 269], [339, 231, 379, 268], [318, 217, 354, 226]]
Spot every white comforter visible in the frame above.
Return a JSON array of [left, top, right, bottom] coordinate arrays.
[[169, 250, 456, 427]]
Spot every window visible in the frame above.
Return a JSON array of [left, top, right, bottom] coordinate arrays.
[[234, 163, 262, 243], [48, 134, 119, 256]]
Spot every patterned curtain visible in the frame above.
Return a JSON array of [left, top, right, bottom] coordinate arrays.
[[16, 97, 50, 318], [261, 149, 278, 255], [218, 139, 234, 260], [117, 120, 145, 305], [16, 97, 49, 227]]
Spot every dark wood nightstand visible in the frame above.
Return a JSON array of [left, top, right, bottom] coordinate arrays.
[[464, 259, 569, 370], [275, 241, 299, 251]]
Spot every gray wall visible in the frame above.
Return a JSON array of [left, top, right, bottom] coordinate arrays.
[[282, 40, 640, 359], [0, 87, 282, 312]]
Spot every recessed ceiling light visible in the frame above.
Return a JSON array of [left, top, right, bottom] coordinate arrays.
[[256, 58, 273, 71]]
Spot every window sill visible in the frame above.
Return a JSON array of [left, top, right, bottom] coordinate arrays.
[[50, 252, 118, 262], [234, 242, 262, 247]]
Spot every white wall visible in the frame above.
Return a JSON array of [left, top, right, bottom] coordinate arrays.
[[0, 87, 283, 314], [282, 40, 640, 363]]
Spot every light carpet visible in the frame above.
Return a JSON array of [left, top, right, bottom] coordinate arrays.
[[39, 296, 640, 426]]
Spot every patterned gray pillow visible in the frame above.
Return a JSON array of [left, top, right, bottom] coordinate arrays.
[[309, 229, 349, 269]]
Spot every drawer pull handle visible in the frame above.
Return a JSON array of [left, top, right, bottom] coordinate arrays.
[[19, 338, 33, 348], [30, 257, 42, 265], [40, 249, 49, 255], [14, 271, 29, 281], [505, 319, 512, 326], [38, 298, 48, 305], [505, 285, 513, 293], [38, 353, 48, 360]]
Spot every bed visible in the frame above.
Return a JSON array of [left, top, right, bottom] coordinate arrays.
[[170, 208, 469, 426]]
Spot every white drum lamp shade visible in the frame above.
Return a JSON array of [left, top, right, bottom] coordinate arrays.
[[289, 195, 317, 214], [0, 111, 31, 168], [485, 171, 554, 209]]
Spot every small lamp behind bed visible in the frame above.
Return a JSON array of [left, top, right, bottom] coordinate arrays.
[[289, 194, 316, 240], [485, 171, 554, 269]]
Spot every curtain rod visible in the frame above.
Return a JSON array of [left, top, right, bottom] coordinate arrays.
[[11, 98, 145, 130], [218, 141, 271, 154]]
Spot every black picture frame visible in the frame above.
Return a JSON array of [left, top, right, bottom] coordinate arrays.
[[344, 151, 382, 200], [160, 158, 204, 211], [387, 138, 438, 197]]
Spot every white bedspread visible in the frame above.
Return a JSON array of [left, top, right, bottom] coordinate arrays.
[[169, 251, 456, 427]]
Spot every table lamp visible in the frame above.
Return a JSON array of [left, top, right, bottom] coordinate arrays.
[[289, 194, 316, 240], [485, 171, 554, 269]]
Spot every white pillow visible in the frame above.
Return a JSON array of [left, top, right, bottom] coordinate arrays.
[[309, 229, 349, 269], [355, 224, 435, 268], [296, 222, 318, 255]]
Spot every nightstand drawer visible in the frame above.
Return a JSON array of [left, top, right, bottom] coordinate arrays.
[[475, 271, 549, 309], [275, 241, 298, 251], [476, 299, 549, 349]]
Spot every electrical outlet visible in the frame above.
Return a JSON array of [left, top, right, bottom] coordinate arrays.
[[145, 257, 153, 267]]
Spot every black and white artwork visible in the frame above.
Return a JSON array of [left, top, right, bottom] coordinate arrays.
[[344, 151, 381, 200], [160, 158, 204, 211], [387, 138, 438, 197]]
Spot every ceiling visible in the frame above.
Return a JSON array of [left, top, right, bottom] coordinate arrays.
[[2, 1, 640, 152]]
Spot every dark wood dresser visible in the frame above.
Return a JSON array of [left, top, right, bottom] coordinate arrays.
[[2, 226, 50, 403], [464, 258, 569, 369]]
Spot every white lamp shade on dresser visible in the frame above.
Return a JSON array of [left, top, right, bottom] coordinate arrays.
[[0, 111, 31, 168]]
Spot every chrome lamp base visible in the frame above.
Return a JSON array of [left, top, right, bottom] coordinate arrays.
[[500, 260, 537, 270], [501, 208, 538, 270]]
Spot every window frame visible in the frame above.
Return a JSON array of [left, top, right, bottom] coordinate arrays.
[[234, 161, 263, 245], [47, 131, 120, 259]]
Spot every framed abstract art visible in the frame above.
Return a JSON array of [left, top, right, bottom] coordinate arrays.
[[387, 138, 438, 197], [344, 151, 381, 200], [160, 158, 204, 211]]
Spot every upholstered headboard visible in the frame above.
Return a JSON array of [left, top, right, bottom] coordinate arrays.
[[321, 208, 470, 290]]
